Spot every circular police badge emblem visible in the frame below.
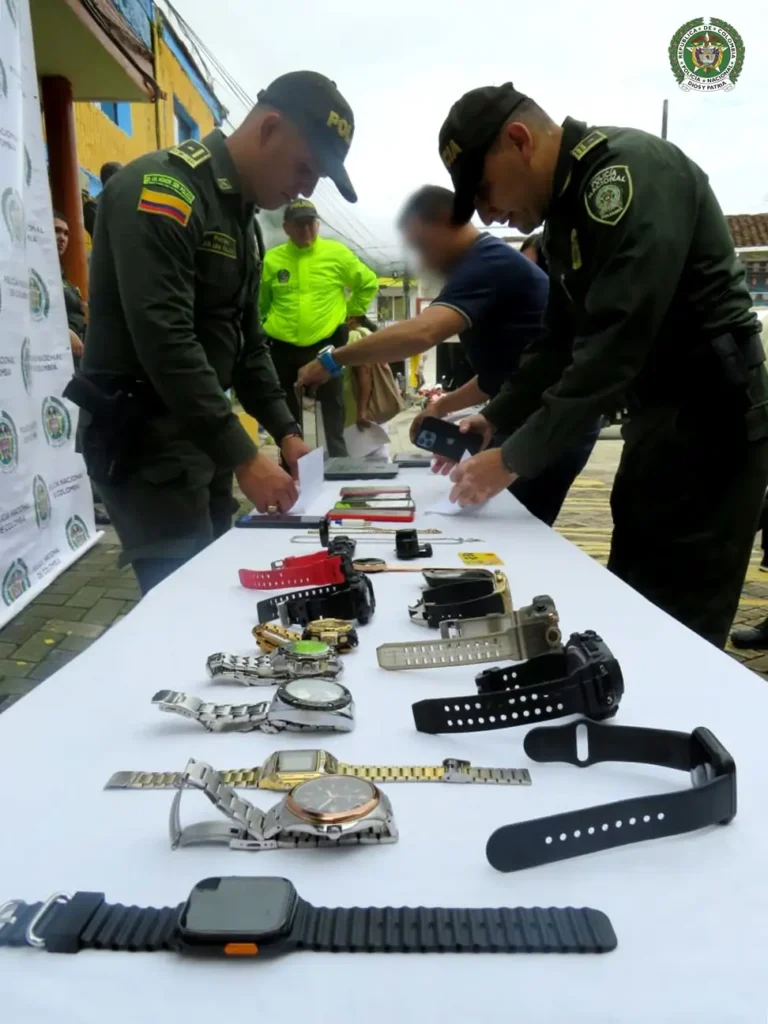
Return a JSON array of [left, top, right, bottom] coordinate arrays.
[[33, 474, 51, 529], [0, 410, 19, 473], [66, 514, 90, 550], [29, 269, 49, 321], [2, 559, 30, 607], [584, 165, 633, 226], [1, 187, 24, 246], [669, 18, 744, 92], [41, 396, 71, 447], [277, 269, 290, 283], [20, 337, 31, 394], [24, 146, 32, 187]]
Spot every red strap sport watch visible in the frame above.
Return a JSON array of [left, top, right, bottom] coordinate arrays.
[[239, 551, 348, 591]]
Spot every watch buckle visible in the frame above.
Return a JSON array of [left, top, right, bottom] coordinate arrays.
[[0, 898, 23, 934], [25, 892, 72, 949]]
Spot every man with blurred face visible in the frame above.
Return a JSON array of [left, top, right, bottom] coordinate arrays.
[[70, 71, 357, 595], [260, 199, 378, 458], [435, 81, 768, 648]]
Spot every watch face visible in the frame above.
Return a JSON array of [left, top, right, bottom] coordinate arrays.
[[179, 876, 297, 942], [287, 639, 330, 658], [280, 678, 351, 710], [276, 749, 321, 772], [287, 774, 379, 823]]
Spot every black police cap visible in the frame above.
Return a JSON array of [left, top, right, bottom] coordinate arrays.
[[438, 83, 528, 223], [259, 71, 357, 203]]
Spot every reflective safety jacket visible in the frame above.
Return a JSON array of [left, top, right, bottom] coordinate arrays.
[[260, 237, 379, 347]]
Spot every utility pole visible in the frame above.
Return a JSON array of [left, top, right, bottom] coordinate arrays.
[[402, 264, 411, 319], [661, 98, 669, 140]]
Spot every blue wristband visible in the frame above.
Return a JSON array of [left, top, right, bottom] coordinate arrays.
[[318, 347, 342, 377]]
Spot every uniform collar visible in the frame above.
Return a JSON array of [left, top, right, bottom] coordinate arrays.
[[550, 117, 589, 204], [202, 129, 242, 195]]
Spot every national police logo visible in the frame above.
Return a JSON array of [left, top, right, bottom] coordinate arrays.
[[2, 559, 30, 606], [277, 269, 290, 283], [1, 187, 24, 246], [24, 146, 32, 187], [585, 165, 633, 227], [0, 57, 7, 99], [0, 410, 18, 473], [41, 396, 71, 447], [66, 514, 89, 550], [5, 0, 18, 29], [669, 18, 745, 92], [20, 337, 31, 394], [33, 474, 51, 529], [29, 270, 49, 321]]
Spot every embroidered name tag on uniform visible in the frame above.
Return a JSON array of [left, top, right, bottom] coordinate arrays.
[[137, 188, 193, 226], [200, 232, 237, 258], [584, 165, 633, 226], [142, 173, 195, 206]]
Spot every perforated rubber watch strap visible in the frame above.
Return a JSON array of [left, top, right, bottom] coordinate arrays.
[[257, 576, 374, 627], [412, 681, 585, 734], [292, 900, 617, 953], [239, 557, 346, 591]]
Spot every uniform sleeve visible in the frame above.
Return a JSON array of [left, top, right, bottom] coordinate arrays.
[[107, 168, 257, 470], [499, 151, 695, 479], [258, 255, 273, 323], [341, 248, 379, 317]]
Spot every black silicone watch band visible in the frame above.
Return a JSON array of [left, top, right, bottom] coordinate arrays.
[[257, 577, 373, 626], [293, 900, 617, 953], [475, 650, 567, 695], [412, 679, 585, 734], [0, 893, 181, 952], [486, 719, 737, 874]]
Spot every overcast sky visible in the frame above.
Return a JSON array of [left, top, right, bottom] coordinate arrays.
[[172, 0, 767, 271]]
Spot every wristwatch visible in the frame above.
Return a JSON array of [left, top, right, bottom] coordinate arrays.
[[252, 622, 302, 653], [170, 758, 397, 851], [152, 678, 355, 734], [0, 877, 618, 957], [486, 718, 737, 873], [412, 631, 623, 734], [240, 538, 357, 591], [301, 618, 359, 652], [317, 344, 343, 377], [106, 748, 532, 790], [206, 641, 342, 685], [377, 597, 562, 670], [257, 572, 375, 627], [409, 569, 511, 627]]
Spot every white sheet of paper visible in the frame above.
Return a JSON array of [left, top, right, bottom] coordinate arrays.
[[291, 445, 324, 513], [424, 451, 488, 516], [343, 422, 390, 459]]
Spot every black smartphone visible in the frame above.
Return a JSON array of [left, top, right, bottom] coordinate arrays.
[[413, 416, 483, 461], [235, 513, 327, 530]]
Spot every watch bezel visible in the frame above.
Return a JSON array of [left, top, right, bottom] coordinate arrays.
[[278, 679, 352, 712], [285, 775, 380, 824]]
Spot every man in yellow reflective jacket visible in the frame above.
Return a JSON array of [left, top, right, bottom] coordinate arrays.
[[261, 199, 379, 456]]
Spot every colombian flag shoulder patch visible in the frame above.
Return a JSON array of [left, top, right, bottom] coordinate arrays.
[[137, 187, 192, 227]]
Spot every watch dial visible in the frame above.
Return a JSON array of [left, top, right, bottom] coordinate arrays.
[[288, 639, 330, 657], [276, 749, 320, 772], [181, 877, 297, 939], [291, 774, 376, 816], [282, 678, 347, 706]]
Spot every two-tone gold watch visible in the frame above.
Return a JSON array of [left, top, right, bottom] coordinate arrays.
[[252, 620, 358, 654], [105, 748, 532, 791]]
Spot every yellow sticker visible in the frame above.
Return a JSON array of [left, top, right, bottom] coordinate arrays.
[[458, 552, 503, 566]]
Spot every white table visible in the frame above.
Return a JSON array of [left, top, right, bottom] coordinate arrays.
[[1, 470, 765, 1023]]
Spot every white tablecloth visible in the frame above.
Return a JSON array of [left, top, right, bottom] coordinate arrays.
[[1, 470, 765, 1023]]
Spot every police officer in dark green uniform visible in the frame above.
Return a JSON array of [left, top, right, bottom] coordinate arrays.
[[70, 72, 358, 595], [438, 82, 768, 649]]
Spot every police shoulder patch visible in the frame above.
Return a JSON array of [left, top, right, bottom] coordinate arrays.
[[137, 187, 193, 227], [570, 130, 607, 161], [168, 139, 211, 169], [142, 173, 195, 206], [584, 165, 633, 226]]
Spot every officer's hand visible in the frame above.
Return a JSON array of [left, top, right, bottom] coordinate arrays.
[[236, 454, 298, 514], [280, 435, 311, 480], [298, 360, 331, 388], [449, 449, 516, 507]]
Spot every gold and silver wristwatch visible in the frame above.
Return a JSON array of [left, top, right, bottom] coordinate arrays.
[[170, 758, 398, 852], [252, 623, 302, 653], [106, 747, 532, 790], [377, 596, 562, 670], [152, 679, 355, 734], [252, 621, 358, 654], [206, 640, 342, 685]]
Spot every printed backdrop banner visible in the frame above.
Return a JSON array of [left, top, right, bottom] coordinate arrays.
[[0, 0, 98, 628]]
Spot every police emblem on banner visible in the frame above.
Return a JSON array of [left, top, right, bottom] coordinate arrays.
[[0, 58, 7, 99], [20, 337, 31, 394], [1, 187, 24, 246], [24, 146, 32, 187], [2, 559, 30, 606], [41, 396, 71, 447], [5, 0, 18, 29], [669, 18, 745, 92], [29, 270, 50, 321], [277, 269, 290, 283], [33, 474, 51, 529], [66, 514, 90, 550], [0, 411, 19, 473]]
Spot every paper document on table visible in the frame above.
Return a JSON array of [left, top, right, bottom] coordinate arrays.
[[343, 422, 389, 458], [246, 446, 325, 515], [424, 452, 487, 516]]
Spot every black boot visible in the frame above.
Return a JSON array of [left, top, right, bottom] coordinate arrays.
[[731, 616, 768, 649]]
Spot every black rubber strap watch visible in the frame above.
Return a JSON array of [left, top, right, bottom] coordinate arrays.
[[0, 877, 618, 957], [411, 572, 509, 628], [486, 719, 737, 873], [412, 631, 623, 734], [257, 574, 375, 626]]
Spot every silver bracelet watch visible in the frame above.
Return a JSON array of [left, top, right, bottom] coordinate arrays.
[[206, 640, 342, 685], [170, 758, 397, 852], [153, 678, 355, 734]]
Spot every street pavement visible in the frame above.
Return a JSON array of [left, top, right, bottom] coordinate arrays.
[[1, 408, 765, 712]]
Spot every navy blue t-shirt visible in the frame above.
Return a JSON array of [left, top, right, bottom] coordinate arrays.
[[431, 233, 549, 397]]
